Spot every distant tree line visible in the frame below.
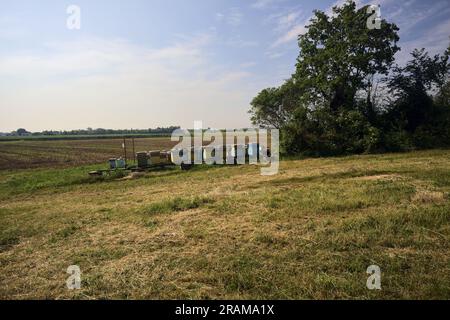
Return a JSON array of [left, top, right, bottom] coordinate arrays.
[[249, 1, 450, 156], [5, 126, 180, 137]]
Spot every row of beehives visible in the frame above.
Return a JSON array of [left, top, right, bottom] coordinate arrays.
[[136, 143, 269, 168], [136, 150, 172, 168]]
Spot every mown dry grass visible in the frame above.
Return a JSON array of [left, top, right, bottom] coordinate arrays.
[[0, 149, 449, 299]]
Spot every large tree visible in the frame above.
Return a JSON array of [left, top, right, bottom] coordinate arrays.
[[250, 1, 400, 155], [294, 1, 399, 113]]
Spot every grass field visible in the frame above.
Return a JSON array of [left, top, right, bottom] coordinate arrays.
[[0, 140, 449, 299]]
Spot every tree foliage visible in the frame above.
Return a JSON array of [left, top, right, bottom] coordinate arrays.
[[249, 0, 450, 155]]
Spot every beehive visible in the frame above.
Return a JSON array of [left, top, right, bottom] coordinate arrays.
[[192, 147, 203, 164], [148, 150, 161, 165], [116, 158, 126, 168], [136, 152, 148, 168], [203, 145, 226, 165], [247, 143, 259, 163], [225, 144, 237, 164], [233, 145, 247, 164], [159, 151, 171, 164], [170, 147, 202, 165], [109, 158, 117, 169]]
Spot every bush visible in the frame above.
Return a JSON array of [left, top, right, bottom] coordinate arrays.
[[382, 130, 413, 152], [281, 108, 381, 156]]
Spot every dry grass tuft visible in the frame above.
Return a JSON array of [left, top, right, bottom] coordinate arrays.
[[355, 174, 402, 181], [412, 190, 446, 204], [119, 172, 147, 181]]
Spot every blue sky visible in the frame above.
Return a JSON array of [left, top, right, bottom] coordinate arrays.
[[1, 0, 449, 131]]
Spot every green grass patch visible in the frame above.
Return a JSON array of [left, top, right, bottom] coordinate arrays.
[[145, 196, 215, 214]]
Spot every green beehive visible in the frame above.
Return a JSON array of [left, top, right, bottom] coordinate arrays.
[[136, 152, 148, 168], [116, 158, 126, 168]]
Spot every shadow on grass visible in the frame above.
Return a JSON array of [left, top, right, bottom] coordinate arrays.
[[266, 169, 397, 187], [143, 195, 215, 215]]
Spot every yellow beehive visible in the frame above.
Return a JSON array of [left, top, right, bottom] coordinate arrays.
[[148, 150, 161, 165]]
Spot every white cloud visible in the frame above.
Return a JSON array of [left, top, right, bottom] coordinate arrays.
[[272, 24, 306, 47], [215, 8, 244, 27], [251, 0, 277, 9], [239, 61, 258, 68], [227, 8, 243, 27], [267, 7, 305, 47], [369, 0, 450, 65], [280, 11, 301, 26], [271, 0, 440, 47], [396, 18, 450, 65], [272, 0, 350, 47], [385, 0, 450, 35], [267, 51, 285, 59], [215, 13, 225, 22], [0, 35, 256, 131], [224, 35, 259, 48]]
